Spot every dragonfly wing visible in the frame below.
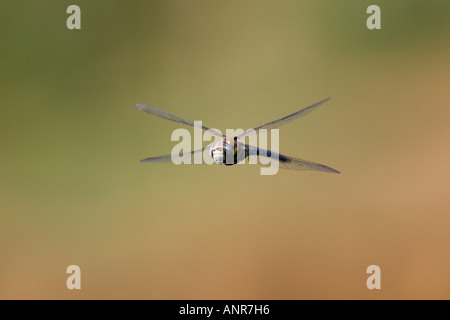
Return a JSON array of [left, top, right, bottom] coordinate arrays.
[[247, 145, 340, 174], [237, 97, 331, 139], [136, 104, 224, 138], [140, 147, 209, 163]]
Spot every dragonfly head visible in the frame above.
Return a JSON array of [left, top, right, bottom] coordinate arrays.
[[210, 140, 234, 165]]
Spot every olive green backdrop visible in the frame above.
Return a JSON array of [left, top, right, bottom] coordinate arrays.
[[0, 1, 449, 299]]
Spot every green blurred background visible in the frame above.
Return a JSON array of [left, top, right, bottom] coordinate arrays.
[[1, 0, 449, 299]]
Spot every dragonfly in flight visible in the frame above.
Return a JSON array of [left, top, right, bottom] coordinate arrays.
[[136, 97, 340, 174]]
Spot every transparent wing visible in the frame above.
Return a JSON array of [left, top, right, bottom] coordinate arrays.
[[247, 145, 340, 174], [237, 97, 331, 139], [140, 147, 209, 163], [136, 104, 224, 138]]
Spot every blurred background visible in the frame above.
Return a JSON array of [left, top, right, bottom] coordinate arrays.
[[0, 0, 449, 299]]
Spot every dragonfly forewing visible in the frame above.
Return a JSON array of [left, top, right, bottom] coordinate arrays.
[[237, 97, 331, 139], [136, 104, 224, 138]]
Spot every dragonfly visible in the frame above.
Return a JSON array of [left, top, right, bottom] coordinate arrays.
[[136, 97, 340, 174]]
